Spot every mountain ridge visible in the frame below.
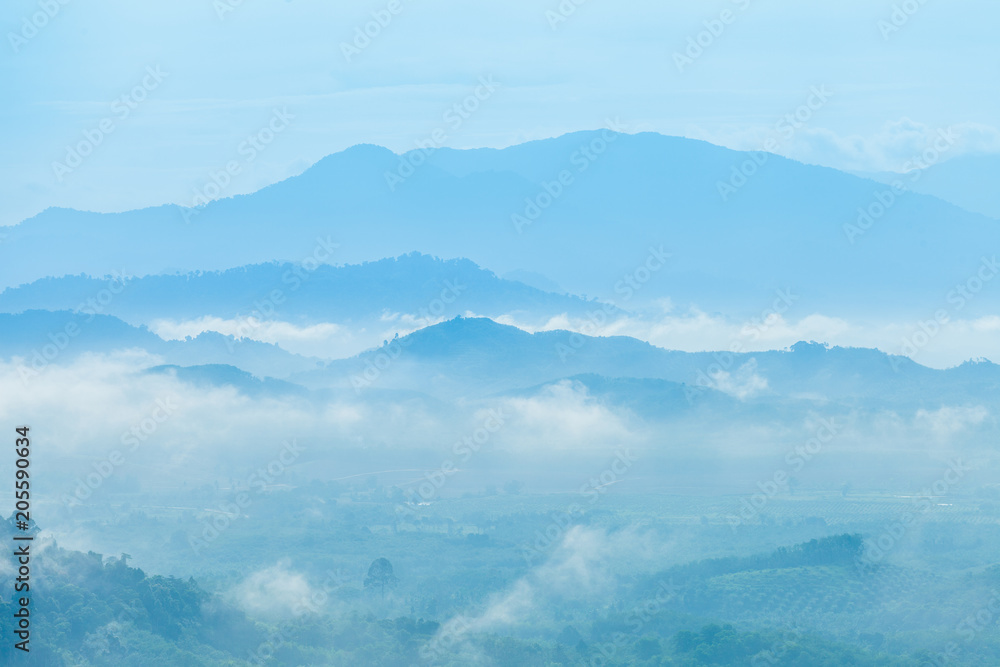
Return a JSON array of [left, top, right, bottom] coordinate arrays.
[[4, 131, 997, 322]]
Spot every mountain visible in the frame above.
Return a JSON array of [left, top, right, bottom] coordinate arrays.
[[4, 310, 996, 411], [0, 254, 602, 327], [855, 153, 1000, 220], [0, 518, 915, 667], [3, 132, 998, 320], [145, 364, 309, 398], [296, 317, 1000, 407], [0, 311, 319, 378], [0, 519, 264, 666]]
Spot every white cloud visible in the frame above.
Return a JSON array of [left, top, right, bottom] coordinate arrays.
[[496, 380, 634, 451], [493, 310, 1000, 370], [150, 313, 458, 359], [230, 561, 315, 619], [427, 526, 669, 663], [915, 406, 989, 440], [708, 359, 768, 400], [151, 317, 343, 358], [0, 351, 437, 493], [686, 118, 1000, 172]]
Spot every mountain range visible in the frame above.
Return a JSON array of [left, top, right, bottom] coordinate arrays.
[[4, 132, 999, 320], [0, 254, 601, 327]]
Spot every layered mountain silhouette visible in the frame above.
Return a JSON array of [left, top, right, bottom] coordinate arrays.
[[0, 310, 318, 378], [3, 132, 998, 319], [857, 153, 1000, 220], [303, 317, 1000, 406], [4, 308, 997, 411], [0, 254, 601, 326]]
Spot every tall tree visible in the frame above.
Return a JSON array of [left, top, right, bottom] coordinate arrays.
[[364, 558, 398, 601]]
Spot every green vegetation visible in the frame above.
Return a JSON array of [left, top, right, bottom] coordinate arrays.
[[9, 484, 1000, 665]]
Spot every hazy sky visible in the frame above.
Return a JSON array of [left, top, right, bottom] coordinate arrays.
[[2, 0, 998, 225]]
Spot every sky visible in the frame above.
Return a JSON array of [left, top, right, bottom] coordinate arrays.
[[2, 0, 999, 227]]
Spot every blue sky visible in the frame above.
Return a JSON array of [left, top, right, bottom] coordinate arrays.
[[2, 0, 998, 226]]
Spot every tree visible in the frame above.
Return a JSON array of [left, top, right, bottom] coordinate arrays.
[[364, 558, 398, 600], [503, 480, 524, 495]]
